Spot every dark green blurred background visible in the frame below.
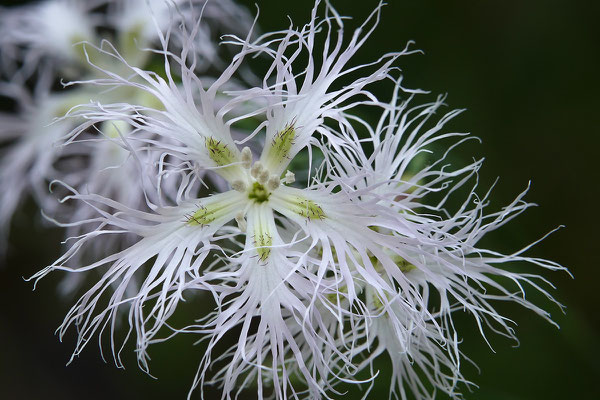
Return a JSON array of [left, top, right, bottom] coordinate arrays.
[[1, 0, 598, 399]]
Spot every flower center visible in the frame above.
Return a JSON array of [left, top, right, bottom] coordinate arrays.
[[230, 146, 297, 205], [248, 182, 270, 203]]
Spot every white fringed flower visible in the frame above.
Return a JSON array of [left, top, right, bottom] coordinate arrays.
[[307, 78, 568, 397], [105, 0, 253, 69], [28, 1, 567, 399], [0, 83, 94, 254], [32, 1, 411, 396], [0, 0, 100, 78]]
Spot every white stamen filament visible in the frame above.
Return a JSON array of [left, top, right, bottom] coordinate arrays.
[[235, 211, 247, 233]]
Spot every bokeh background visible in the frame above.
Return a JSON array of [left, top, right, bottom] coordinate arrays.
[[1, 0, 598, 399]]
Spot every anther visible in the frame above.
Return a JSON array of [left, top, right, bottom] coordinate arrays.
[[258, 169, 270, 185], [241, 147, 252, 169], [284, 170, 295, 184], [267, 175, 280, 190], [250, 161, 264, 179], [231, 180, 247, 192]]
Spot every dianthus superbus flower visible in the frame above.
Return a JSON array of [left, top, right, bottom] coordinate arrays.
[[28, 1, 567, 399]]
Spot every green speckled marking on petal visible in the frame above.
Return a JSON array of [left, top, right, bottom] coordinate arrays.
[[187, 206, 216, 226], [287, 197, 325, 220], [187, 200, 234, 226], [254, 232, 272, 262], [206, 137, 236, 167], [396, 257, 416, 273], [371, 253, 416, 274], [251, 207, 274, 262], [270, 122, 296, 163]]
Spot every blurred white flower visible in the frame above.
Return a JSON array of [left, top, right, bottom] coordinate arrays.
[[0, 0, 253, 256], [106, 0, 253, 69], [0, 82, 93, 254], [0, 0, 101, 78]]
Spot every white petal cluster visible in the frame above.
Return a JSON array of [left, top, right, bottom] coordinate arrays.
[[0, 1, 567, 399]]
